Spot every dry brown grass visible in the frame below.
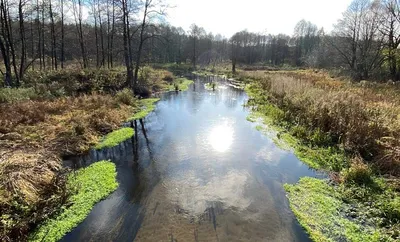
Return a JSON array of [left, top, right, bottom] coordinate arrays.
[[243, 70, 400, 175], [0, 92, 138, 241]]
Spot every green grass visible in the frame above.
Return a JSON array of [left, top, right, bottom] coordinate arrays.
[[29, 161, 118, 242], [284, 177, 392, 242], [128, 98, 160, 121], [95, 127, 134, 150], [168, 78, 193, 91]]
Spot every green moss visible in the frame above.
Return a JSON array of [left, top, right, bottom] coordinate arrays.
[[29, 161, 118, 242], [128, 98, 160, 121], [284, 177, 388, 242], [95, 127, 134, 150], [169, 78, 193, 91]]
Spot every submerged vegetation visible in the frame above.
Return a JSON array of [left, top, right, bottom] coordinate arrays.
[[244, 70, 400, 241], [30, 161, 118, 242]]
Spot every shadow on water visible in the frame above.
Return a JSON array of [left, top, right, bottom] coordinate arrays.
[[61, 75, 322, 242]]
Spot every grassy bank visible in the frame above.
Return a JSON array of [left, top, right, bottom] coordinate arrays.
[[243, 70, 400, 241], [0, 66, 178, 241], [0, 91, 137, 241], [30, 161, 118, 242]]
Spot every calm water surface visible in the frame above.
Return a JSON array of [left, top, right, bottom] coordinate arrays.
[[62, 76, 319, 242]]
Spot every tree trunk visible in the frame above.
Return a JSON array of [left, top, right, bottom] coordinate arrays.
[[122, 0, 133, 87], [93, 2, 99, 68], [133, 0, 149, 91], [98, 4, 105, 67], [18, 0, 26, 81], [61, 0, 65, 69], [49, 0, 57, 70], [41, 2, 45, 70]]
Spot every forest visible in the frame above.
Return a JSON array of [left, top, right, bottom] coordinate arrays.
[[1, 0, 400, 241]]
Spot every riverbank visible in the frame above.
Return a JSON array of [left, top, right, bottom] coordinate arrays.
[[242, 70, 400, 241], [0, 92, 138, 241], [0, 66, 186, 241], [29, 161, 118, 242]]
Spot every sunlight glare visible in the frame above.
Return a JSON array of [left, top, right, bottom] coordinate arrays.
[[208, 124, 234, 152]]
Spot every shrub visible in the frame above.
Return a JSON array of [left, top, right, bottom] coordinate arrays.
[[0, 88, 38, 103], [115, 88, 135, 105], [382, 197, 400, 222], [163, 73, 174, 83], [343, 157, 373, 185]]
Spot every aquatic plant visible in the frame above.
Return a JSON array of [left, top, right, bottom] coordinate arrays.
[[95, 127, 134, 150], [128, 98, 160, 121], [168, 78, 193, 91], [29, 161, 118, 242], [284, 177, 389, 242]]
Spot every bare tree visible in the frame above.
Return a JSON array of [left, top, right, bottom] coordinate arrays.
[[49, 0, 57, 70], [132, 0, 167, 92], [60, 0, 65, 68], [332, 0, 383, 80], [72, 0, 88, 68], [380, 0, 400, 80], [189, 24, 204, 70]]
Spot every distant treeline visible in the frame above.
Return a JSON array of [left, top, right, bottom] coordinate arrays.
[[0, 0, 399, 89]]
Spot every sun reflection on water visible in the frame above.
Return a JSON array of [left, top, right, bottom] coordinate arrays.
[[208, 123, 234, 152]]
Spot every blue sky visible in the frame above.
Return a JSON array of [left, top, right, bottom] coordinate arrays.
[[166, 0, 352, 37]]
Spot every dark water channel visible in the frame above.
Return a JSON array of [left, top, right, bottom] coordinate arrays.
[[61, 75, 320, 242]]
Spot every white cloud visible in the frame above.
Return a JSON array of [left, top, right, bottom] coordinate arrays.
[[165, 169, 251, 216], [166, 0, 352, 38]]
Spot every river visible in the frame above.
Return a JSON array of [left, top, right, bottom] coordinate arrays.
[[61, 75, 319, 242]]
